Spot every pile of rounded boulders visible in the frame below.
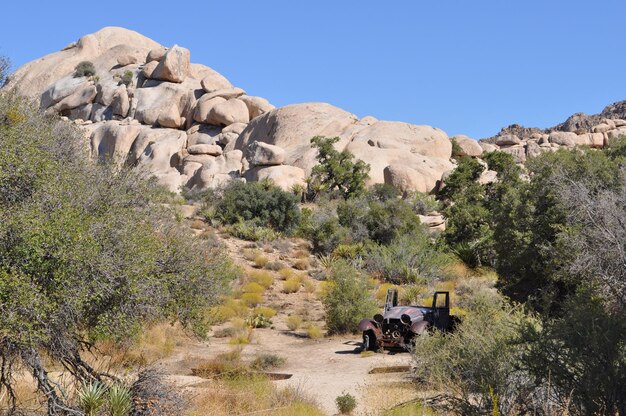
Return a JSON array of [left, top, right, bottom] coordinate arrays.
[[13, 26, 617, 198]]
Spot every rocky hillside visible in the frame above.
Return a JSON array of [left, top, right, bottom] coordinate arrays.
[[480, 101, 626, 164], [5, 26, 622, 194]]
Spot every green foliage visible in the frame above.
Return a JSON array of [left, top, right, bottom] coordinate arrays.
[[119, 70, 134, 87], [108, 384, 133, 416], [450, 137, 464, 161], [365, 230, 451, 284], [413, 292, 540, 415], [250, 353, 286, 371], [214, 181, 301, 233], [322, 260, 377, 334], [0, 92, 237, 412], [224, 221, 280, 241], [78, 382, 107, 416], [407, 191, 440, 215], [335, 392, 357, 414], [309, 136, 370, 199], [299, 207, 348, 254], [521, 291, 625, 415], [74, 60, 96, 77], [367, 183, 400, 202]]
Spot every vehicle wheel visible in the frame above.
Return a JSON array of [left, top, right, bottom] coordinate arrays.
[[363, 330, 376, 351]]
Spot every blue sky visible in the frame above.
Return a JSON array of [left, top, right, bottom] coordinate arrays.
[[1, 1, 624, 139]]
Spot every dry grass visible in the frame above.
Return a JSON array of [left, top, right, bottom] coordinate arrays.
[[282, 277, 301, 294], [318, 280, 335, 298], [293, 258, 310, 270], [361, 381, 432, 416], [253, 254, 269, 268], [278, 267, 296, 280], [0, 375, 43, 413], [92, 323, 184, 369], [286, 315, 303, 331], [190, 219, 206, 230], [302, 278, 316, 294], [292, 249, 310, 259], [306, 325, 323, 340], [186, 371, 323, 416], [242, 282, 265, 294], [252, 306, 277, 318], [241, 292, 263, 307], [247, 270, 274, 289], [208, 298, 249, 324], [376, 283, 398, 303], [242, 248, 259, 262]]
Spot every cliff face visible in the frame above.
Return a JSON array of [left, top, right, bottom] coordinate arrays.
[[5, 27, 621, 195]]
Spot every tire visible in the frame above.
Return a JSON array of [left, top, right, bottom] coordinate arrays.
[[363, 330, 376, 351]]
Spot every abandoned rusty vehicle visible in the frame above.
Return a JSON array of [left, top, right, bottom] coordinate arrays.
[[359, 289, 459, 351]]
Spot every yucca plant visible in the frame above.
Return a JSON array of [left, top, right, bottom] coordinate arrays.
[[78, 381, 106, 416], [108, 384, 133, 416]]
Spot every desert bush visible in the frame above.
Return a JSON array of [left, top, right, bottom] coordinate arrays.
[[224, 221, 280, 241], [293, 258, 309, 270], [215, 181, 301, 233], [336, 392, 357, 414], [367, 183, 400, 201], [300, 207, 348, 254], [282, 277, 301, 294], [0, 93, 236, 413], [264, 260, 284, 271], [242, 282, 265, 294], [286, 315, 303, 331], [130, 367, 185, 415], [119, 70, 133, 87], [0, 56, 10, 86], [252, 306, 277, 318], [246, 313, 272, 328], [322, 260, 377, 334], [278, 267, 296, 280], [251, 353, 286, 371], [408, 191, 440, 215], [302, 278, 316, 293], [413, 293, 541, 415], [365, 230, 451, 284], [240, 292, 262, 307], [308, 136, 370, 200], [306, 325, 324, 339], [74, 60, 96, 77], [247, 270, 274, 289], [253, 253, 269, 268]]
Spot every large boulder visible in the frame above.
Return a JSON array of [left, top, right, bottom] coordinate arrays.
[[128, 127, 186, 165], [7, 27, 161, 105], [133, 79, 198, 126], [193, 96, 226, 124], [246, 141, 286, 166], [187, 150, 243, 190], [40, 76, 90, 109], [495, 134, 522, 146], [244, 165, 306, 191], [52, 82, 97, 113], [207, 98, 250, 126], [234, 103, 359, 173], [150, 45, 190, 83], [452, 135, 483, 157], [239, 95, 275, 119], [350, 121, 452, 159], [549, 131, 577, 147], [186, 124, 222, 146], [89, 121, 142, 163]]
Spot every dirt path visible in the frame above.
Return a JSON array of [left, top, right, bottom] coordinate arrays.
[[167, 218, 417, 415]]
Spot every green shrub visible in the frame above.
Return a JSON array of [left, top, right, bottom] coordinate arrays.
[[367, 183, 400, 201], [322, 260, 377, 334], [224, 221, 280, 241], [300, 208, 348, 254], [250, 353, 286, 371], [413, 292, 539, 415], [246, 313, 272, 328], [282, 277, 301, 294], [216, 181, 301, 233], [119, 70, 133, 87], [365, 230, 451, 284], [108, 384, 132, 416], [309, 136, 370, 200], [74, 60, 96, 77], [335, 392, 357, 414], [78, 382, 106, 416], [408, 191, 440, 215]]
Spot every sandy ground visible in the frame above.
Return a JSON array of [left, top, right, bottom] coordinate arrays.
[[159, 222, 417, 415]]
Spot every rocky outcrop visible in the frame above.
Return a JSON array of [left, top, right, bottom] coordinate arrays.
[[5, 27, 473, 195]]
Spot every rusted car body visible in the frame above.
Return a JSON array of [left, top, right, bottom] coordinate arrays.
[[359, 289, 457, 351]]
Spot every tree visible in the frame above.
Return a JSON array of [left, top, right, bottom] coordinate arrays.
[[0, 92, 238, 413], [309, 136, 370, 200]]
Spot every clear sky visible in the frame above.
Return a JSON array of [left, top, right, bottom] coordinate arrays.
[[1, 1, 624, 139]]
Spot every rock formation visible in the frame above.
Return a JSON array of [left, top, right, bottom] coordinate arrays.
[[6, 26, 619, 195]]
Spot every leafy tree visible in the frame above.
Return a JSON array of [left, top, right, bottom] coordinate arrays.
[[309, 136, 370, 199], [0, 92, 237, 413]]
